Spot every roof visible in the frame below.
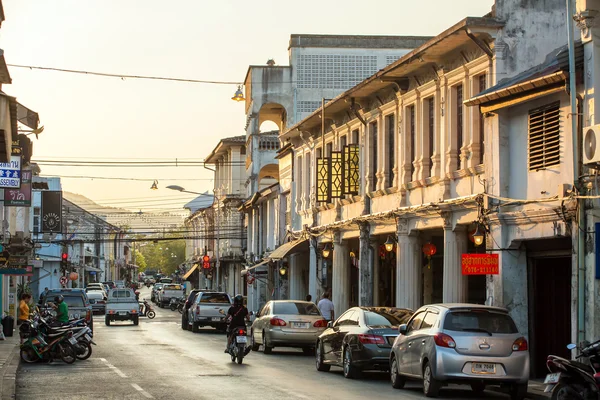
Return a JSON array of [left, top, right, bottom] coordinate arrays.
[[289, 34, 433, 50], [281, 17, 504, 141], [240, 183, 280, 210], [204, 135, 246, 164], [465, 42, 583, 109]]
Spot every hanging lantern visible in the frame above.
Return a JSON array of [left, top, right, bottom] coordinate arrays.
[[422, 243, 437, 257], [384, 236, 395, 252], [69, 272, 78, 281], [322, 243, 331, 258], [472, 224, 485, 247]]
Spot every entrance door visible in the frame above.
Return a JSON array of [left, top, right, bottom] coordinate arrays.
[[529, 256, 571, 378]]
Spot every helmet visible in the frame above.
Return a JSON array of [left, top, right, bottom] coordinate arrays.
[[54, 295, 64, 303], [233, 295, 243, 306]]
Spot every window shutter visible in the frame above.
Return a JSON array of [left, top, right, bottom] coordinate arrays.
[[528, 102, 560, 171], [343, 144, 359, 195]]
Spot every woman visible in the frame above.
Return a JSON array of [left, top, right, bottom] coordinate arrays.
[[18, 293, 32, 344]]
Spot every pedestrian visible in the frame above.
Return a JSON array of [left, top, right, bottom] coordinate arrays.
[[39, 287, 49, 302], [305, 294, 312, 302], [317, 292, 334, 322], [18, 293, 32, 344]]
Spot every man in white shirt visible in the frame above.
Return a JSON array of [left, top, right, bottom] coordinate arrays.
[[317, 292, 335, 322]]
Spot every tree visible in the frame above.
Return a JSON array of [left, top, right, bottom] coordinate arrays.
[[134, 249, 147, 271], [140, 233, 186, 276]]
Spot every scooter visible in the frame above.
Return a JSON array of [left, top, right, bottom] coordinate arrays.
[[139, 299, 156, 319], [20, 318, 77, 364], [545, 339, 600, 399], [227, 326, 251, 364]]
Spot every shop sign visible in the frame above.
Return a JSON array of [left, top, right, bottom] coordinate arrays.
[[461, 254, 499, 275], [4, 169, 32, 206], [0, 265, 32, 276], [0, 153, 21, 189]]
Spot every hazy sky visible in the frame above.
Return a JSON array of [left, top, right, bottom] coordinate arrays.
[[1, 0, 494, 216]]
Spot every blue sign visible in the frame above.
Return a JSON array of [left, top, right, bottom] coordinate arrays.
[[89, 271, 96, 275], [596, 222, 600, 279], [0, 155, 21, 189]]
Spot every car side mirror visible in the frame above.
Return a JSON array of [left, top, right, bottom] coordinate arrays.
[[327, 321, 333, 328], [398, 324, 408, 335]]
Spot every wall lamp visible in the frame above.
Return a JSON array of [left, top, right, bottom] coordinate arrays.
[[322, 243, 331, 258], [384, 235, 397, 252]]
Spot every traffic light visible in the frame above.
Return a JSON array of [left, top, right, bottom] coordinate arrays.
[[61, 252, 68, 271], [202, 254, 210, 269]]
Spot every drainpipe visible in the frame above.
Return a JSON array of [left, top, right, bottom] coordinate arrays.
[[566, 0, 585, 343]]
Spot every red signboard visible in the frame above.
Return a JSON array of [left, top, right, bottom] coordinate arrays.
[[462, 254, 499, 275]]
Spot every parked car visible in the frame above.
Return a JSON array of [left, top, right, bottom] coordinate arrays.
[[151, 283, 164, 303], [315, 307, 413, 377], [252, 300, 328, 354], [159, 278, 173, 284], [181, 289, 202, 330], [85, 289, 107, 314], [39, 288, 94, 332], [102, 281, 115, 290], [105, 288, 140, 326], [389, 304, 529, 399], [157, 283, 184, 308], [86, 283, 106, 297], [186, 291, 231, 333]]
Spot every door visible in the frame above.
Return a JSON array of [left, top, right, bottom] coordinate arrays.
[[256, 303, 271, 344], [322, 310, 354, 362], [411, 311, 438, 375], [529, 256, 571, 378], [399, 311, 425, 376]]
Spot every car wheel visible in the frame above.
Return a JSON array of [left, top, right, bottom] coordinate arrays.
[[133, 316, 139, 326], [181, 315, 188, 330], [390, 356, 406, 389], [471, 382, 485, 395], [422, 361, 441, 398], [262, 332, 273, 354], [315, 341, 331, 372], [192, 321, 199, 333], [510, 383, 528, 400], [343, 345, 359, 379], [250, 330, 260, 351], [105, 317, 110, 326]]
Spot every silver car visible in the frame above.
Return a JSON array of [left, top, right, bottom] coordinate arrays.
[[390, 304, 529, 400], [250, 300, 327, 354]]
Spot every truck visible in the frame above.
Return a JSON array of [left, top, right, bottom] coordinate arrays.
[[185, 291, 232, 333], [157, 283, 184, 308], [105, 288, 140, 326]]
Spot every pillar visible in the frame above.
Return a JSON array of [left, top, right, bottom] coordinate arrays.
[[358, 222, 374, 306], [442, 214, 468, 303], [396, 219, 422, 310], [373, 242, 380, 306], [289, 254, 302, 300], [332, 232, 350, 314], [309, 237, 318, 299]]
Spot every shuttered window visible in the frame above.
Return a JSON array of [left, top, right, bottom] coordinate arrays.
[[528, 102, 560, 171]]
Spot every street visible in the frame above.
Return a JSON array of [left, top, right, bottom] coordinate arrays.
[[15, 288, 516, 400]]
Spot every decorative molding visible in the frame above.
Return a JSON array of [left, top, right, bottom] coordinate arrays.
[[397, 218, 409, 235]]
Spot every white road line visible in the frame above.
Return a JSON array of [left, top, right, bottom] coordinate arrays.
[[99, 358, 128, 378], [131, 383, 153, 398]]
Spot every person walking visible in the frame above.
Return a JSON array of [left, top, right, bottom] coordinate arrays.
[[317, 292, 334, 322], [305, 294, 312, 303], [18, 293, 32, 344]]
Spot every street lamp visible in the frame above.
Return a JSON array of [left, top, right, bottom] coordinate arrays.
[[231, 85, 245, 102], [472, 224, 485, 247], [322, 243, 331, 258], [384, 236, 396, 252]]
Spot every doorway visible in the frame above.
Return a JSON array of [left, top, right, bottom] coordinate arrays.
[[528, 255, 572, 378]]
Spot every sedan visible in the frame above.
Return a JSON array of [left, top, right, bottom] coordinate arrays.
[[250, 300, 327, 354], [86, 290, 107, 314], [315, 307, 413, 379], [390, 304, 529, 400]]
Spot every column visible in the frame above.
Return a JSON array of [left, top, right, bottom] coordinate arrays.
[[395, 219, 422, 310], [442, 213, 468, 303], [288, 254, 301, 300], [309, 237, 318, 299], [332, 232, 350, 314], [373, 243, 380, 306], [358, 222, 373, 306]]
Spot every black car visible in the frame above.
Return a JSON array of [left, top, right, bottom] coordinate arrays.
[[316, 307, 413, 379], [181, 289, 202, 330]]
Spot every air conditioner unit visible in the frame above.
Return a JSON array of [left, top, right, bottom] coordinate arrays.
[[583, 124, 600, 165]]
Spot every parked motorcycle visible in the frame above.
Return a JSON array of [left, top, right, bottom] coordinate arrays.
[[170, 297, 185, 313], [227, 326, 251, 364], [545, 339, 600, 399], [139, 299, 156, 319], [20, 318, 77, 364]]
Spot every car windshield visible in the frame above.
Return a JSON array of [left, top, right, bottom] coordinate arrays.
[[443, 310, 518, 334], [111, 290, 133, 298], [61, 296, 85, 308], [273, 302, 320, 315], [200, 293, 230, 304], [364, 311, 406, 326], [154, 284, 163, 290]]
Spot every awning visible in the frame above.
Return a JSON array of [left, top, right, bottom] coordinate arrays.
[[243, 259, 270, 274], [269, 238, 308, 260], [182, 263, 199, 280], [85, 266, 102, 273]]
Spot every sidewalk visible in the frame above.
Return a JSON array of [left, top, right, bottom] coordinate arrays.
[[0, 331, 20, 400], [489, 380, 550, 399]]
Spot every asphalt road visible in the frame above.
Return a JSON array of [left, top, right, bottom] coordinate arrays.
[[16, 288, 514, 400]]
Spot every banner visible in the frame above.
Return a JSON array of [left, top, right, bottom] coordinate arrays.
[[461, 254, 499, 275], [41, 190, 62, 233], [4, 169, 31, 206]]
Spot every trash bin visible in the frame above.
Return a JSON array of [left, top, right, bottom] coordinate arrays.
[[2, 316, 14, 337]]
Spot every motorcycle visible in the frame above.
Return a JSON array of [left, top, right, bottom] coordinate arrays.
[[227, 326, 251, 364], [545, 339, 600, 399], [170, 297, 185, 313], [139, 299, 156, 319], [145, 281, 151, 288], [20, 318, 77, 364]]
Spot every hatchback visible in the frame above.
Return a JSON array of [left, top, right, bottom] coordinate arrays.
[[390, 303, 529, 399], [251, 300, 327, 354]]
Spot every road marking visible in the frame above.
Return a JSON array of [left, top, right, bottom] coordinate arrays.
[[131, 383, 153, 398], [99, 358, 127, 378]]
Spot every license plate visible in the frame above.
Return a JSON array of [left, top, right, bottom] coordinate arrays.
[[292, 322, 310, 329], [118, 311, 127, 315], [211, 317, 221, 322], [544, 372, 561, 384], [84, 334, 92, 341], [236, 336, 248, 343], [68, 337, 77, 345], [471, 363, 496, 374]]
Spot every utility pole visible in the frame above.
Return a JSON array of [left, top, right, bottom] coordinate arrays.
[[215, 187, 220, 291]]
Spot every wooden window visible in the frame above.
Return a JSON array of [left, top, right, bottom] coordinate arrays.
[[409, 105, 415, 179], [370, 122, 378, 190], [352, 129, 359, 144], [326, 143, 332, 157], [386, 114, 395, 188], [456, 84, 464, 170], [427, 97, 435, 177], [340, 135, 347, 150], [478, 74, 487, 164], [528, 101, 560, 171]]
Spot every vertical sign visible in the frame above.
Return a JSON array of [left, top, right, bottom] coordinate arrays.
[[41, 191, 63, 233], [4, 169, 31, 206], [0, 150, 21, 189]]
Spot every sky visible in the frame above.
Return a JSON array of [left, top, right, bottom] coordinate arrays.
[[0, 0, 494, 219]]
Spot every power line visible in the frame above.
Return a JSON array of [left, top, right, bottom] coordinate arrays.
[[42, 174, 214, 182], [8, 64, 243, 86]]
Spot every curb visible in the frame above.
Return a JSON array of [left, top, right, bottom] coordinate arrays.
[[0, 344, 19, 400], [489, 386, 550, 400]]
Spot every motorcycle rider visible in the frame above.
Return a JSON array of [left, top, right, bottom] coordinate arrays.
[[224, 295, 249, 353], [50, 295, 69, 325]]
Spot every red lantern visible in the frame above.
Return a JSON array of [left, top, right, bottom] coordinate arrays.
[[422, 243, 437, 257], [69, 272, 78, 281]]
